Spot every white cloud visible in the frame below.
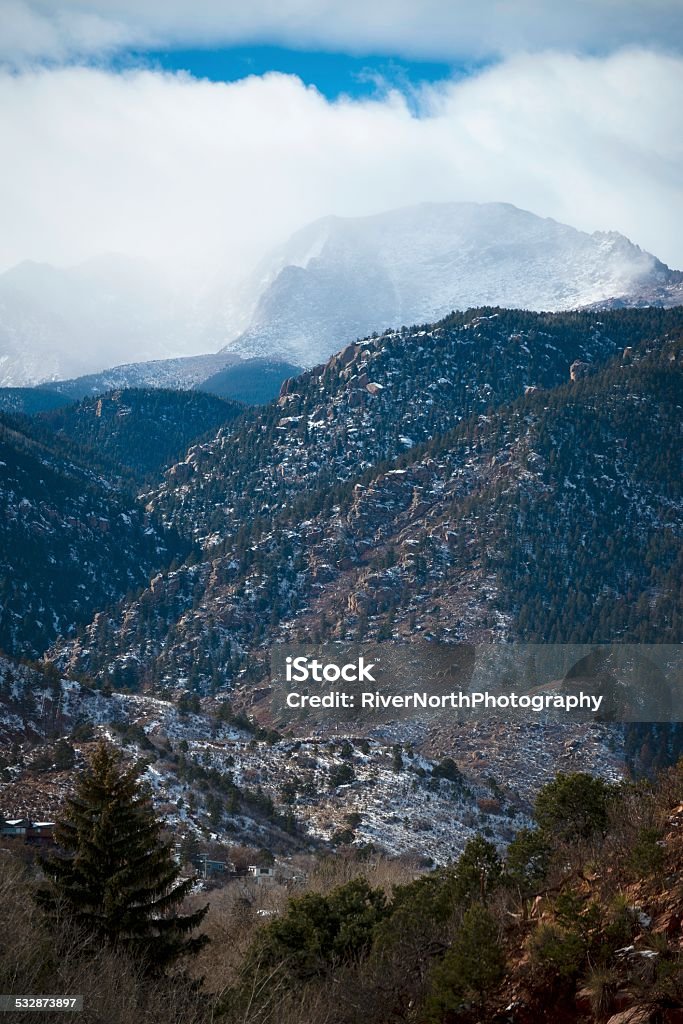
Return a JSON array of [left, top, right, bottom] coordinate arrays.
[[1, 0, 683, 63], [0, 48, 681, 293], [0, 0, 141, 63]]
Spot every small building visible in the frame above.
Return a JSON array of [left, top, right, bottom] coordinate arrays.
[[191, 855, 230, 879], [26, 822, 56, 846], [247, 864, 276, 885], [1, 818, 31, 837], [1, 818, 56, 846]]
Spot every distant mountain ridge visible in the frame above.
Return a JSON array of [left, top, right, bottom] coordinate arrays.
[[33, 354, 302, 406], [39, 352, 242, 400], [222, 202, 683, 365], [2, 202, 681, 389]]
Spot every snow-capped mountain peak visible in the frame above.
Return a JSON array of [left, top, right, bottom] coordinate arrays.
[[222, 201, 682, 366]]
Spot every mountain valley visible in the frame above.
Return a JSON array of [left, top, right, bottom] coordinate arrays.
[[2, 304, 682, 862]]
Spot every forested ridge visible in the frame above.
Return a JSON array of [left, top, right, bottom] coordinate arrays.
[[46, 308, 683, 695]]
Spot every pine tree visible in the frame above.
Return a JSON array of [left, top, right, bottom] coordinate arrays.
[[534, 772, 614, 843], [38, 741, 208, 971], [453, 834, 503, 904], [424, 903, 505, 1020]]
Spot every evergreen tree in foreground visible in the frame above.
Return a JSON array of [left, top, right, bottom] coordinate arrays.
[[424, 903, 505, 1020], [39, 741, 208, 971]]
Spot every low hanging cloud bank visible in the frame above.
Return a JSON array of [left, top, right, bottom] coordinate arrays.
[[0, 47, 681, 285], [2, 0, 683, 63]]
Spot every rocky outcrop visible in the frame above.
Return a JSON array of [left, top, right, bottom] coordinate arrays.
[[570, 359, 593, 381]]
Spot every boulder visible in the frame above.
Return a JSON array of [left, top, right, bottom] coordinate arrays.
[[606, 1008, 655, 1024]]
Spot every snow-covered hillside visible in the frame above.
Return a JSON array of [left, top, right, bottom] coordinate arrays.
[[43, 352, 241, 400], [223, 202, 683, 365], [0, 658, 624, 864]]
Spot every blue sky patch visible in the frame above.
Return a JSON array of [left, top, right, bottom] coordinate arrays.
[[119, 45, 478, 99]]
